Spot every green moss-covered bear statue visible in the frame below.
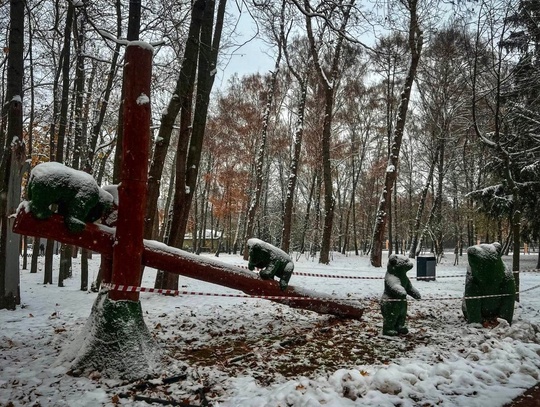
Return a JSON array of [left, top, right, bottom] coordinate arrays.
[[247, 238, 294, 291], [28, 162, 114, 233], [462, 242, 515, 325], [380, 254, 422, 336]]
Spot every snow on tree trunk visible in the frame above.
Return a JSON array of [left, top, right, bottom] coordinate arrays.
[[0, 0, 25, 310], [243, 50, 282, 261], [371, 0, 423, 267], [282, 82, 306, 253], [3, 139, 25, 309], [408, 144, 439, 258]]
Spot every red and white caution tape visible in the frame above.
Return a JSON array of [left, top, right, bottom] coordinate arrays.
[[236, 265, 465, 280], [101, 282, 540, 303], [101, 283, 319, 301]]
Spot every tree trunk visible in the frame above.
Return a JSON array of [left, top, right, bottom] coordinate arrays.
[[0, 0, 25, 310], [371, 0, 423, 267], [30, 237, 39, 274], [303, 0, 352, 264], [56, 2, 75, 288], [145, 0, 206, 242], [409, 143, 439, 258], [158, 0, 226, 289], [243, 54, 282, 260], [80, 248, 89, 291], [85, 0, 121, 173], [56, 2, 74, 165], [342, 129, 363, 255]]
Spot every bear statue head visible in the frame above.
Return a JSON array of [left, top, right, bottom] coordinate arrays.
[[387, 254, 414, 275], [86, 188, 115, 223], [467, 242, 503, 274]]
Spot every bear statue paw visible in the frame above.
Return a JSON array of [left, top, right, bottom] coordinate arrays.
[[383, 329, 399, 336], [32, 208, 53, 220], [259, 269, 274, 280], [279, 280, 288, 291], [66, 217, 86, 233], [397, 327, 409, 334]]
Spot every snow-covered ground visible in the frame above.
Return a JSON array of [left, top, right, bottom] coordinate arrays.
[[1, 250, 540, 406]]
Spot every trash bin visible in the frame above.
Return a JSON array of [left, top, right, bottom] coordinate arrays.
[[417, 254, 436, 281]]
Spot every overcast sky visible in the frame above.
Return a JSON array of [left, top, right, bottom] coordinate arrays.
[[214, 4, 276, 89]]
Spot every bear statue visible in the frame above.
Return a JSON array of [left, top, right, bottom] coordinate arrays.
[[462, 242, 515, 325], [380, 254, 422, 336], [247, 238, 294, 291], [28, 162, 114, 233]]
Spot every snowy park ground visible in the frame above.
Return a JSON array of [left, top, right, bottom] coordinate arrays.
[[1, 249, 540, 406]]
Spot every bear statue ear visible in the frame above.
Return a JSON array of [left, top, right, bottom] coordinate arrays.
[[492, 241, 502, 255]]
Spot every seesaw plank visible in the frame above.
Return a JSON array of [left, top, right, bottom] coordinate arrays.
[[13, 209, 364, 319]]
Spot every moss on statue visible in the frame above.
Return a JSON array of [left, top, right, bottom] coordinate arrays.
[[55, 290, 161, 380], [462, 242, 515, 325], [28, 162, 113, 233], [380, 254, 421, 336]]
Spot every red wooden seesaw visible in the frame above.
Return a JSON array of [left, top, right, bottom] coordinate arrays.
[[12, 42, 363, 320], [13, 211, 363, 318]]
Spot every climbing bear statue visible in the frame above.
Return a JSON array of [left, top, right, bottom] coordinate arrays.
[[462, 242, 515, 325], [380, 254, 422, 336], [28, 162, 114, 233], [247, 238, 294, 291]]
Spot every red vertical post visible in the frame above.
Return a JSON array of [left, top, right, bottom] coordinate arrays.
[[110, 42, 153, 301]]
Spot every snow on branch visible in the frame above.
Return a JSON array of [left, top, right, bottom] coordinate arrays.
[[95, 29, 165, 48], [521, 161, 540, 179], [467, 184, 513, 215]]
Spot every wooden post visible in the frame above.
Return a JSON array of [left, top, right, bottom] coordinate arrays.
[[110, 42, 153, 301]]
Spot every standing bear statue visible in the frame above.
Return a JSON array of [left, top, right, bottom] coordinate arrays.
[[247, 238, 294, 291], [462, 242, 515, 325], [380, 254, 422, 336], [27, 162, 114, 233]]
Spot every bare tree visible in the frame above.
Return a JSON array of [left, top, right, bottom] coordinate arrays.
[[370, 0, 423, 267], [156, 0, 226, 290], [0, 0, 25, 310], [242, 1, 285, 259], [302, 0, 354, 264]]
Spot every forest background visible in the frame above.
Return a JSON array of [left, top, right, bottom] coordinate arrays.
[[1, 0, 540, 309]]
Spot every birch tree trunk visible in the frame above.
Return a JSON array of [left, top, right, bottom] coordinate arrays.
[[408, 143, 440, 258], [281, 80, 307, 253], [242, 27, 283, 260], [370, 0, 423, 267]]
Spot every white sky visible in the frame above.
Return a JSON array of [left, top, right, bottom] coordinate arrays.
[[215, 3, 276, 88]]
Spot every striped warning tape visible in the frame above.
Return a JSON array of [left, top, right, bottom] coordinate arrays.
[[101, 283, 316, 301], [293, 272, 467, 280], [101, 282, 540, 303], [239, 265, 540, 280], [235, 265, 466, 280]]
